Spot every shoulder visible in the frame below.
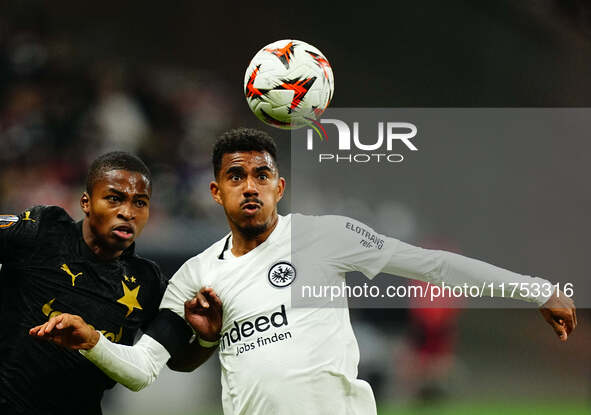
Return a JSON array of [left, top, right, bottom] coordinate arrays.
[[185, 233, 230, 268], [162, 235, 230, 303], [15, 205, 74, 225], [31, 205, 75, 232], [128, 254, 166, 283], [7, 205, 73, 238], [34, 205, 73, 222], [290, 213, 355, 236], [291, 213, 386, 250], [290, 213, 350, 224], [293, 213, 376, 231], [168, 234, 230, 277], [37, 206, 77, 240]]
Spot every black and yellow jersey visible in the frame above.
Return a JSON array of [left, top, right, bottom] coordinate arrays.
[[0, 206, 166, 415]]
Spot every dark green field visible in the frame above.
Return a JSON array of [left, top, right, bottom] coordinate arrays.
[[378, 401, 589, 415]]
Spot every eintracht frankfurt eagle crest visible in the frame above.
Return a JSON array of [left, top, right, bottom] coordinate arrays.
[[268, 261, 297, 288]]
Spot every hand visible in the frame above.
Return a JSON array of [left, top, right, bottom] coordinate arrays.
[[29, 313, 100, 350], [539, 290, 577, 342], [184, 287, 223, 342]]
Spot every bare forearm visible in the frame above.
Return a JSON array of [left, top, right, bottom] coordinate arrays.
[[167, 338, 217, 372]]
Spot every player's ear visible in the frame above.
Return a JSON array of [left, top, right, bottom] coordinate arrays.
[[275, 177, 286, 202], [210, 181, 223, 205], [80, 192, 91, 216]]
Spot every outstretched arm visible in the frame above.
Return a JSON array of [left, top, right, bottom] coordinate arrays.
[[29, 313, 169, 391], [315, 215, 577, 341], [29, 287, 223, 390], [380, 241, 577, 341]]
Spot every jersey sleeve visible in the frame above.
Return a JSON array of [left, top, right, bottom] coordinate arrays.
[[0, 206, 45, 264], [380, 240, 554, 305], [159, 260, 201, 318], [312, 215, 552, 305], [311, 215, 394, 279], [80, 332, 170, 392], [143, 260, 200, 356]]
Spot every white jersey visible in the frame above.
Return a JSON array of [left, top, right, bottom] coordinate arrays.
[[161, 214, 390, 415], [81, 213, 553, 414]]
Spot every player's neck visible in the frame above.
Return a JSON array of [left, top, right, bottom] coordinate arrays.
[[82, 219, 124, 261], [230, 214, 279, 257]]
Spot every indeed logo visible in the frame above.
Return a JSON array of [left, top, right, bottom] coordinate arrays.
[[220, 304, 288, 351], [306, 119, 418, 163]]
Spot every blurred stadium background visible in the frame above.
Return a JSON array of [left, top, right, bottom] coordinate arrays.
[[1, 1, 591, 414]]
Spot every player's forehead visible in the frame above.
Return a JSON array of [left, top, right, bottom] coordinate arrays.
[[221, 151, 276, 172], [93, 169, 151, 196]]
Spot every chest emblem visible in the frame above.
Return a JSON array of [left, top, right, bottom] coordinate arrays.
[[268, 261, 296, 288], [117, 279, 143, 317], [61, 264, 84, 287]]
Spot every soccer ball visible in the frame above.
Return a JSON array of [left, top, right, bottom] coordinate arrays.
[[244, 39, 334, 129]]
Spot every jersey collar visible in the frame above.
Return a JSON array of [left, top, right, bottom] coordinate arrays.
[[218, 214, 288, 260]]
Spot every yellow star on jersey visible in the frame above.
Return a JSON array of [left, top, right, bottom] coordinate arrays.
[[117, 281, 143, 317], [130, 276, 136, 283]]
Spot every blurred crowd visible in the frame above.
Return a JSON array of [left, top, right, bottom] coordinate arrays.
[[0, 19, 248, 227]]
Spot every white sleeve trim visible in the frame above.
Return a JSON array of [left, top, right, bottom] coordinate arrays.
[[80, 332, 170, 391], [381, 239, 554, 306]]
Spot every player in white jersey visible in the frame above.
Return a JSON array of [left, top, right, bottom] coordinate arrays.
[[31, 128, 576, 415]]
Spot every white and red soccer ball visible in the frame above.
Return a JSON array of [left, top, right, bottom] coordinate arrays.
[[244, 39, 334, 129]]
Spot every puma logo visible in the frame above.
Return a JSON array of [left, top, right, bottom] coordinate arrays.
[[42, 298, 57, 317], [60, 264, 83, 287], [22, 211, 36, 222]]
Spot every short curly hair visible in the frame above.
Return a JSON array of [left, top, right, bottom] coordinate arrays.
[[86, 151, 152, 194], [212, 128, 278, 177]]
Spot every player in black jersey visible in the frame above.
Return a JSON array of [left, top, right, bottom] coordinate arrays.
[[0, 152, 166, 415]]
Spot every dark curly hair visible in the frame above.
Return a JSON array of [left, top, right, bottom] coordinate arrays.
[[212, 128, 278, 177], [86, 151, 152, 194]]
